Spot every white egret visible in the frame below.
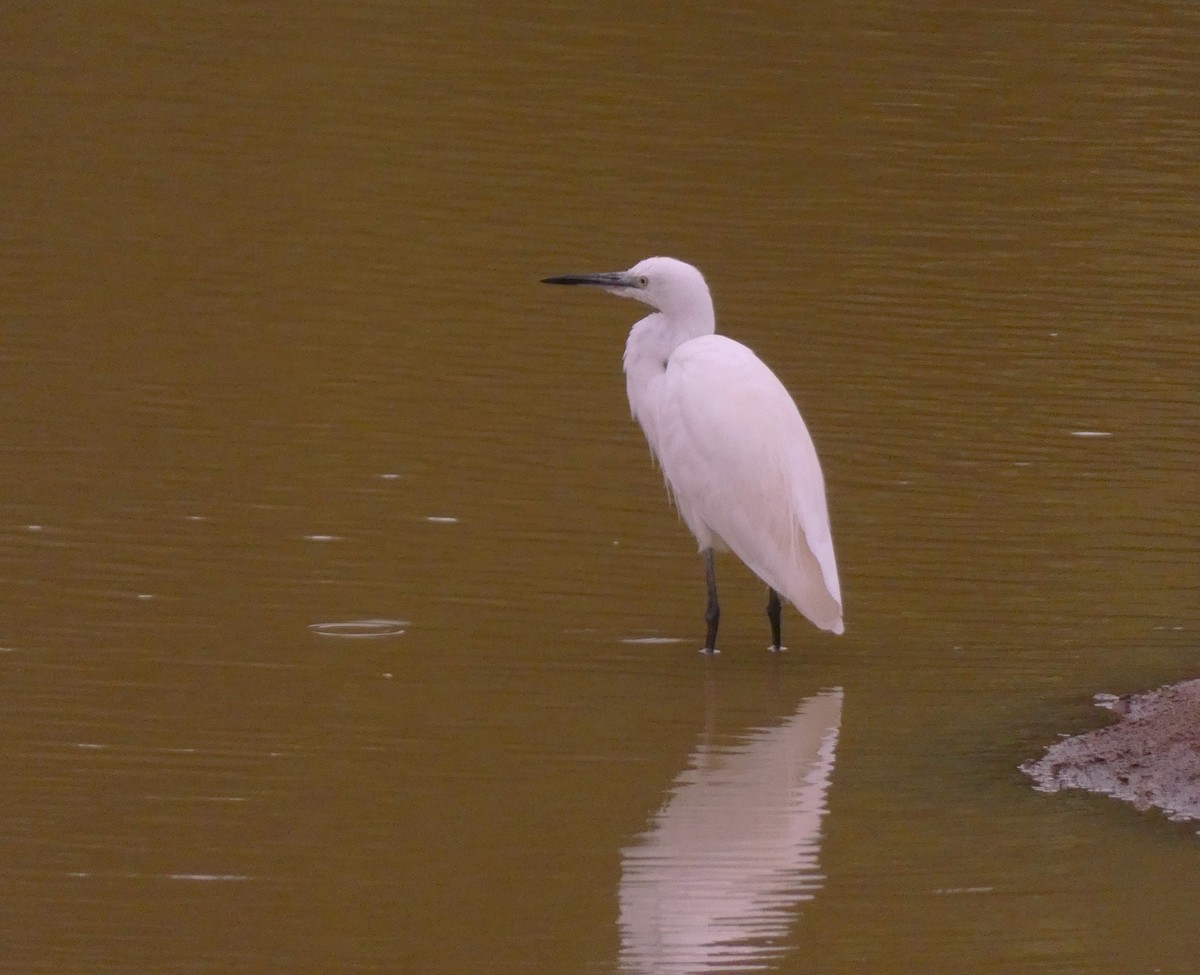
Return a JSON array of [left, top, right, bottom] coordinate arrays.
[[542, 257, 843, 653]]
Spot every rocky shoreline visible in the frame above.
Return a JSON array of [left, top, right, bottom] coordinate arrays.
[[1021, 679, 1200, 827]]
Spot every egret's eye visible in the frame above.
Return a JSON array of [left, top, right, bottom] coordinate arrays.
[[638, 276, 649, 287]]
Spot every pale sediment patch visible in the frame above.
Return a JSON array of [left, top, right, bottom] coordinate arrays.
[[1022, 679, 1200, 827]]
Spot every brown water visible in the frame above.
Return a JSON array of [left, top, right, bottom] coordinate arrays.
[[2, 3, 1198, 973]]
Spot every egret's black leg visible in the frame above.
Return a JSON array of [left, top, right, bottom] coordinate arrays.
[[767, 588, 784, 652], [702, 549, 720, 654]]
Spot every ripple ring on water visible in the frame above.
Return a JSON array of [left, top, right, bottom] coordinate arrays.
[[308, 619, 409, 638]]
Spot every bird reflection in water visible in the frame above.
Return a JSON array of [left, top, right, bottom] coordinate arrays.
[[618, 688, 844, 973]]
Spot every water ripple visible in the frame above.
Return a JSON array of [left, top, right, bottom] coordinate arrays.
[[308, 619, 409, 638]]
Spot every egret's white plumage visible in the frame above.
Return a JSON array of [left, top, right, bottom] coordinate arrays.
[[542, 256, 843, 651]]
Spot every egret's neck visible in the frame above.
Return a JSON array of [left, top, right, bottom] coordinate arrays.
[[663, 290, 716, 341], [623, 295, 715, 367], [622, 301, 715, 428]]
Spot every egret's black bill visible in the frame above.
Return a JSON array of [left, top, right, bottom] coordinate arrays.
[[541, 272, 629, 287]]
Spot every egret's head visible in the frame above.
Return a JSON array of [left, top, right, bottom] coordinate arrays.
[[542, 256, 712, 322]]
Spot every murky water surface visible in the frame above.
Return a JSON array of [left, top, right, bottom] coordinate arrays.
[[2, 3, 1197, 973]]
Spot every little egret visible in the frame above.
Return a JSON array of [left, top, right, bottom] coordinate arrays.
[[542, 257, 843, 653]]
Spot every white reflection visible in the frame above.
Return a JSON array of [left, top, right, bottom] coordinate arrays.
[[619, 688, 844, 974]]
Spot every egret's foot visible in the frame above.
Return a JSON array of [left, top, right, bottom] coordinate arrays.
[[768, 644, 787, 653], [699, 646, 720, 655]]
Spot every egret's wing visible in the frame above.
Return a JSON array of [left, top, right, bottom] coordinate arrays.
[[653, 335, 843, 632]]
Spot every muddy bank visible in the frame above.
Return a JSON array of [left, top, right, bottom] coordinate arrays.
[[1022, 679, 1200, 827]]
